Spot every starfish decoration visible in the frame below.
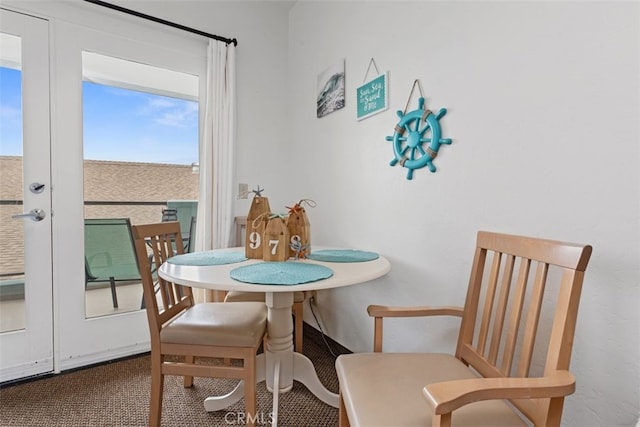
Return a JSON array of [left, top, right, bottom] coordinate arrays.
[[286, 201, 303, 214], [269, 213, 287, 221], [251, 185, 265, 197], [289, 240, 309, 260]]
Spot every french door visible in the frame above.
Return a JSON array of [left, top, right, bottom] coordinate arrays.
[[54, 19, 204, 372], [0, 9, 54, 382], [1, 4, 205, 381]]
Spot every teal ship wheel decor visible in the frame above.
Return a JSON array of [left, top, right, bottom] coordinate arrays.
[[385, 85, 452, 180]]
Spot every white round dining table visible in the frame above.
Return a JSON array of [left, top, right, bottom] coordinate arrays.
[[158, 246, 391, 425]]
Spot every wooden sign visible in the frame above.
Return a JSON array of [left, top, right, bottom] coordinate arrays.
[[357, 72, 388, 120], [286, 203, 311, 259], [263, 215, 290, 262], [245, 195, 271, 259]]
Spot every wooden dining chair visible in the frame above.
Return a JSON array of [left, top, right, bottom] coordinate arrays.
[[131, 222, 267, 427], [336, 230, 592, 427]]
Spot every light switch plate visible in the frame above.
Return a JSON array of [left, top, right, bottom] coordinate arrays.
[[238, 183, 248, 199]]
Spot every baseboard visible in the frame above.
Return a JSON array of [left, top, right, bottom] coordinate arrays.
[[0, 352, 149, 389]]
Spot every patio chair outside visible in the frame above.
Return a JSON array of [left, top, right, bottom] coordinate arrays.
[[84, 218, 141, 308], [186, 216, 197, 253], [161, 209, 178, 222], [166, 200, 197, 241]]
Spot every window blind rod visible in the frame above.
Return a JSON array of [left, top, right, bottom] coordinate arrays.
[[83, 0, 238, 46]]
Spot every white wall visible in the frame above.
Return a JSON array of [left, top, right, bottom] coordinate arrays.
[[288, 1, 639, 426]]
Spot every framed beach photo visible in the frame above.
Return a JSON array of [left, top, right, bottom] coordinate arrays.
[[317, 58, 345, 118]]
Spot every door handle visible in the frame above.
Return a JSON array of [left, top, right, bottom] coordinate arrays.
[[12, 208, 46, 222]]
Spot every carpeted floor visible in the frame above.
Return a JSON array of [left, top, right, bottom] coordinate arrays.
[[0, 325, 349, 426]]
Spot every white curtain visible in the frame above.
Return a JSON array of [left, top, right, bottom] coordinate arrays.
[[193, 39, 236, 302]]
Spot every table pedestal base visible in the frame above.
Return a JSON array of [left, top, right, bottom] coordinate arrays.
[[202, 353, 339, 424], [203, 292, 338, 425]]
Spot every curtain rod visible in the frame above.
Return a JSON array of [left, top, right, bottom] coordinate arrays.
[[83, 0, 238, 46]]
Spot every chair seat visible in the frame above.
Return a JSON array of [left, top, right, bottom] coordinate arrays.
[[161, 301, 267, 348], [225, 290, 306, 303], [336, 353, 527, 427]]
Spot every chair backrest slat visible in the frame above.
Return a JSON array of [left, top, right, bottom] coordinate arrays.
[[456, 247, 486, 356], [517, 261, 548, 378], [500, 257, 531, 375], [488, 253, 516, 364], [455, 231, 592, 425], [477, 252, 501, 355]]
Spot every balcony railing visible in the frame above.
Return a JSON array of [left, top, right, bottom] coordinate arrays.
[[0, 199, 197, 302]]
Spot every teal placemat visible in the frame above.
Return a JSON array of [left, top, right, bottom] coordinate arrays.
[[167, 250, 247, 266], [230, 262, 333, 285], [307, 249, 379, 263]]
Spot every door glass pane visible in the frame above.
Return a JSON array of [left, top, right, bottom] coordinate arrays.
[[0, 32, 25, 333], [82, 52, 199, 318]]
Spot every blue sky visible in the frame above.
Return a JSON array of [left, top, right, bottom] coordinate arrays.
[[0, 67, 22, 152], [0, 67, 199, 165]]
